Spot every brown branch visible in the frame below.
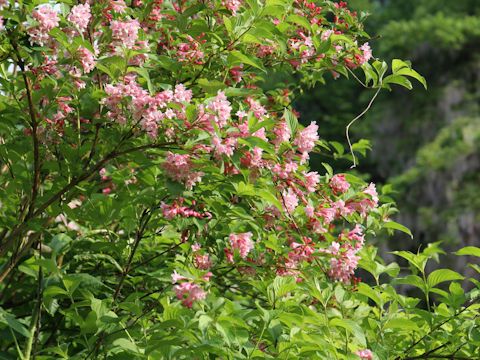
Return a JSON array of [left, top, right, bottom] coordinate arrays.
[[0, 217, 54, 283], [0, 141, 173, 264], [9, 36, 42, 222]]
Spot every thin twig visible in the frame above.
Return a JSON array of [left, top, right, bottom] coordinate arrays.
[[346, 82, 382, 168]]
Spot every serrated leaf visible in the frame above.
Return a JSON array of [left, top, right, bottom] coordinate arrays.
[[284, 108, 298, 138]]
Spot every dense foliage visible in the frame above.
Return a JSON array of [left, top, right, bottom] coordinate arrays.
[[0, 0, 478, 359]]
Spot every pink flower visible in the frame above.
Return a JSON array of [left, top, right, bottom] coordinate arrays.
[[110, 19, 140, 48], [294, 121, 318, 158], [356, 43, 372, 65], [206, 91, 232, 130], [221, 0, 242, 16], [355, 349, 373, 359], [282, 188, 298, 213], [362, 183, 378, 207], [272, 120, 291, 145], [229, 64, 244, 83], [302, 171, 320, 193], [28, 5, 60, 45], [195, 253, 213, 270], [174, 84, 193, 103], [330, 174, 350, 194], [163, 152, 204, 189], [171, 270, 188, 283], [321, 30, 333, 41], [229, 232, 254, 259], [110, 0, 127, 13], [68, 3, 91, 32], [78, 47, 96, 73]]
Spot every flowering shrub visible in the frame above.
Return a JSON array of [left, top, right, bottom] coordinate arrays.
[[0, 0, 478, 359]]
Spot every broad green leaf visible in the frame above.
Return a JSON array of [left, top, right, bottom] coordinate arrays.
[[392, 251, 428, 272], [330, 318, 366, 346], [112, 338, 141, 354], [454, 246, 480, 257], [383, 221, 413, 238], [427, 269, 464, 289], [227, 51, 265, 72], [383, 75, 413, 90], [384, 318, 419, 331], [392, 275, 425, 292], [258, 189, 283, 212]]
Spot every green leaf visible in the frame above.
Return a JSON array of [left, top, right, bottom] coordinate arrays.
[[392, 275, 426, 292], [129, 66, 154, 94], [383, 75, 413, 90], [454, 246, 480, 257], [285, 14, 311, 31], [391, 59, 427, 89], [384, 318, 419, 331], [0, 308, 31, 338], [112, 338, 141, 354], [322, 162, 333, 177], [427, 269, 464, 289], [330, 318, 366, 347], [284, 108, 298, 138], [258, 189, 283, 212], [272, 275, 297, 298], [383, 221, 413, 238], [227, 51, 265, 72]]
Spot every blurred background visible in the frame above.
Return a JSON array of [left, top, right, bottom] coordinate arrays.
[[296, 0, 480, 281]]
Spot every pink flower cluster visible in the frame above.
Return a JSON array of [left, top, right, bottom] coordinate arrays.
[[78, 47, 96, 73], [103, 77, 193, 139], [160, 198, 211, 219], [192, 243, 214, 270], [294, 121, 319, 162], [28, 5, 60, 45], [67, 3, 91, 32], [272, 120, 291, 145], [321, 225, 365, 283], [349, 183, 378, 216], [206, 91, 232, 130], [356, 43, 373, 65], [330, 174, 350, 194], [110, 19, 140, 48], [229, 232, 254, 259], [355, 349, 373, 359], [176, 35, 204, 64], [163, 152, 204, 190], [221, 0, 243, 16], [111, 0, 127, 13], [171, 271, 211, 308]]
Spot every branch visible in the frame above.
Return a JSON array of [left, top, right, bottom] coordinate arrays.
[[0, 142, 174, 282], [397, 297, 480, 359], [346, 81, 382, 168], [9, 36, 42, 221], [113, 207, 154, 303]]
